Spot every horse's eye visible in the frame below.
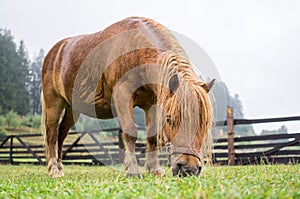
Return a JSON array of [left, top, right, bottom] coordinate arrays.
[[166, 115, 172, 125]]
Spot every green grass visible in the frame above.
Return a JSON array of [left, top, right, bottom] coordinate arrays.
[[0, 164, 299, 199]]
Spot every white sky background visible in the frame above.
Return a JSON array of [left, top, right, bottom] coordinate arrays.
[[1, 0, 300, 133]]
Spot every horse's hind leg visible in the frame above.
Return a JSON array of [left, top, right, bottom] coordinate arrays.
[[43, 93, 66, 177], [57, 106, 80, 177]]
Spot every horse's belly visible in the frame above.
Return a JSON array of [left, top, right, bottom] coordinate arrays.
[[73, 100, 114, 119], [94, 102, 115, 119]]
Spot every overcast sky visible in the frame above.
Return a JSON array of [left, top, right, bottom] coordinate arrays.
[[1, 0, 300, 133]]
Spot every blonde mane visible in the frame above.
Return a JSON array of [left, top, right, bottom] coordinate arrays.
[[156, 51, 213, 163]]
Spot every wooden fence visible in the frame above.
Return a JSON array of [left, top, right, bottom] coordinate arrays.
[[0, 107, 300, 166], [213, 107, 300, 165], [0, 129, 157, 166]]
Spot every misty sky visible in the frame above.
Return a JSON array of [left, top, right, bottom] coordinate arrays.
[[1, 0, 300, 133]]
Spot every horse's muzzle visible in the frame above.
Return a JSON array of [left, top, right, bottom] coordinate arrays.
[[172, 163, 202, 177]]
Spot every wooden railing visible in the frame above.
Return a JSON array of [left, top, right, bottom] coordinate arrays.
[[0, 107, 299, 166], [0, 130, 154, 166], [213, 107, 300, 165]]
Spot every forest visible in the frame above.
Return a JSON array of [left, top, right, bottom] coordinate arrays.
[[0, 29, 42, 115], [0, 29, 43, 135]]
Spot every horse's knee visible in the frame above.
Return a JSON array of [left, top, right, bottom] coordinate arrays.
[[122, 123, 138, 138], [122, 128, 138, 146], [146, 136, 158, 153]]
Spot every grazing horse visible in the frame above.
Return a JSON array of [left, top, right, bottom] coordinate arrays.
[[41, 16, 214, 178]]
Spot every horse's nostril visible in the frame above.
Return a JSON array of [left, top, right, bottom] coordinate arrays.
[[179, 167, 189, 177], [198, 166, 202, 173], [195, 166, 202, 176], [172, 163, 184, 176], [177, 163, 184, 169]]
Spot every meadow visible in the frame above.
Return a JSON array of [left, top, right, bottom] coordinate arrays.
[[0, 164, 299, 199]]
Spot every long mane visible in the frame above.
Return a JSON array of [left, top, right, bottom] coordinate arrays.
[[156, 51, 213, 162]]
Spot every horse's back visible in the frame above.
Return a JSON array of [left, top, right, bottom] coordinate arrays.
[[42, 17, 182, 112]]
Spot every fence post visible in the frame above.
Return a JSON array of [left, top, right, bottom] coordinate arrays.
[[9, 136, 13, 165], [118, 129, 125, 164], [227, 106, 236, 165]]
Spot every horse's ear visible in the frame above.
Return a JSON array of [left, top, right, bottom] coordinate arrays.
[[201, 79, 215, 93], [169, 74, 179, 95]]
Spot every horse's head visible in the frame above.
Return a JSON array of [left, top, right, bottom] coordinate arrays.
[[162, 74, 214, 177]]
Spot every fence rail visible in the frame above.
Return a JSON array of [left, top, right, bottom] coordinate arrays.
[[0, 107, 300, 166], [213, 107, 300, 165], [213, 132, 300, 165], [215, 116, 300, 126]]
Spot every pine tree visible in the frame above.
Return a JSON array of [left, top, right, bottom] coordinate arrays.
[[0, 29, 30, 115], [211, 81, 255, 137], [28, 49, 44, 114], [15, 40, 30, 115], [232, 94, 244, 119], [0, 29, 17, 113]]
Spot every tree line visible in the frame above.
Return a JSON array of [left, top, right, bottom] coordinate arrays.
[[211, 81, 255, 137], [0, 29, 43, 116]]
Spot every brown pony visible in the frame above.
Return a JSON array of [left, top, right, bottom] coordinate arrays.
[[41, 16, 214, 178]]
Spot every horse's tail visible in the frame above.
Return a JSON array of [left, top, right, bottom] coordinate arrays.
[[40, 90, 49, 164]]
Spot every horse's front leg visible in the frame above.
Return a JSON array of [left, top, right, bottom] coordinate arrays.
[[122, 126, 141, 177], [145, 109, 165, 176], [113, 83, 141, 177], [145, 136, 165, 176]]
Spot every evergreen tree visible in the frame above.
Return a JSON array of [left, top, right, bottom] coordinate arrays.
[[15, 40, 30, 114], [232, 94, 243, 119], [212, 81, 255, 137], [211, 81, 231, 122], [28, 49, 44, 114], [0, 29, 30, 115]]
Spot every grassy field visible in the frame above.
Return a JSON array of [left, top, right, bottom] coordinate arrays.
[[0, 164, 299, 199]]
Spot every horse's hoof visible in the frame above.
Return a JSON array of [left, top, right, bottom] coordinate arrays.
[[146, 165, 165, 176], [58, 170, 65, 177], [49, 166, 63, 178], [126, 172, 143, 179], [149, 168, 165, 176]]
